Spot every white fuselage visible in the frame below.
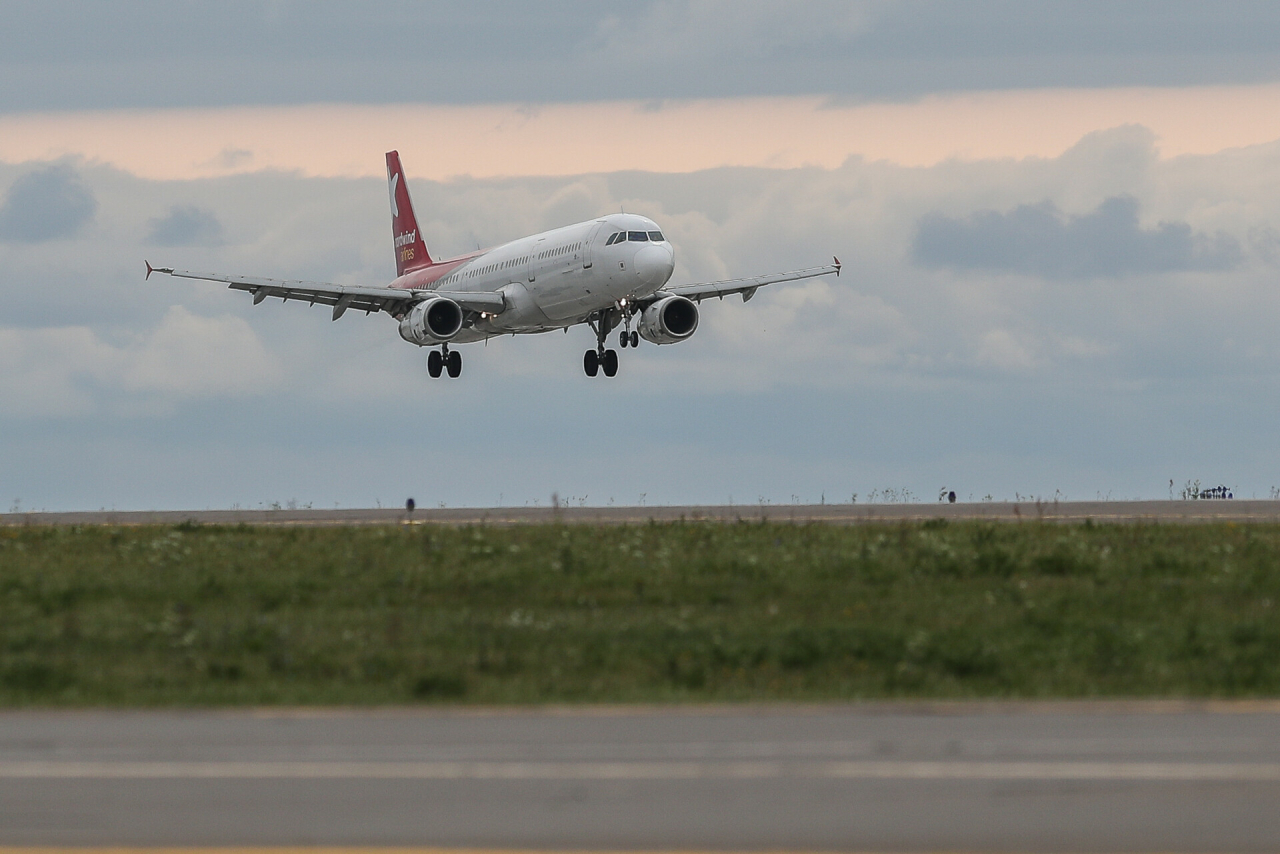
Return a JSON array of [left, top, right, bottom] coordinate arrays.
[[393, 213, 675, 343]]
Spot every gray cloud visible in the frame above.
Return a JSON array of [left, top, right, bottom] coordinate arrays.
[[912, 196, 1243, 279], [2, 1, 1280, 111], [147, 205, 224, 247], [0, 165, 96, 242]]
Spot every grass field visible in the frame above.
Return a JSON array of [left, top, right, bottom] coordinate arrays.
[[1, 519, 1278, 705]]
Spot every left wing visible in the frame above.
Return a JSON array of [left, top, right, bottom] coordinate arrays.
[[145, 264, 506, 320], [660, 257, 841, 304]]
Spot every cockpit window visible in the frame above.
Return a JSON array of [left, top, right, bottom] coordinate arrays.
[[606, 232, 621, 245], [628, 231, 649, 242], [648, 231, 665, 242]]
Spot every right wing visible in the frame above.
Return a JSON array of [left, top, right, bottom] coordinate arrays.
[[146, 264, 506, 320], [661, 257, 841, 304]]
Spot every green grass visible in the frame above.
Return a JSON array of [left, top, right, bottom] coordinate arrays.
[[1, 519, 1278, 705]]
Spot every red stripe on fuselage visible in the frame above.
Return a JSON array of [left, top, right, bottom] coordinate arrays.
[[387, 251, 485, 290]]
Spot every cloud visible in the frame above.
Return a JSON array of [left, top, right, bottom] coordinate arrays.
[[0, 325, 112, 417], [147, 204, 224, 246], [3, 3, 1280, 110], [591, 1, 875, 64], [8, 90, 1280, 184], [912, 195, 1244, 279], [0, 307, 284, 418], [0, 164, 96, 242], [120, 305, 283, 397], [973, 328, 1037, 372]]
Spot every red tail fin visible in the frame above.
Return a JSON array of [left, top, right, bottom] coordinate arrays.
[[386, 151, 433, 276]]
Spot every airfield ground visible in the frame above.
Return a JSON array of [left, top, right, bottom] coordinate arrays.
[[4, 498, 1280, 526], [4, 703, 1280, 849], [4, 508, 1280, 850], [1, 514, 1277, 706]]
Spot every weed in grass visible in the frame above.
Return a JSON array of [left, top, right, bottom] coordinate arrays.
[[412, 672, 467, 699]]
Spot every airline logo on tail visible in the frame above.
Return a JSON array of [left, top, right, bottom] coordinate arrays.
[[386, 150, 433, 277]]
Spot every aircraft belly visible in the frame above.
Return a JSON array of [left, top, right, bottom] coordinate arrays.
[[534, 269, 604, 321], [452, 328, 490, 344], [430, 280, 565, 338]]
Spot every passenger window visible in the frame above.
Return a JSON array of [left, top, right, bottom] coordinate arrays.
[[628, 231, 648, 242], [648, 231, 664, 242]]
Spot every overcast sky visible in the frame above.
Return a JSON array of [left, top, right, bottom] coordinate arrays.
[[3, 1, 1280, 511], [5, 2, 1280, 109]]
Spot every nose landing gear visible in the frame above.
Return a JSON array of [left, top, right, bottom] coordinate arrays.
[[618, 305, 640, 350], [427, 344, 462, 379]]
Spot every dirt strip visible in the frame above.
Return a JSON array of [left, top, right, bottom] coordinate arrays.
[[2, 500, 1278, 527]]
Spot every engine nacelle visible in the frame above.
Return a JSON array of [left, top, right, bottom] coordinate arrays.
[[398, 297, 464, 345], [638, 295, 699, 345]]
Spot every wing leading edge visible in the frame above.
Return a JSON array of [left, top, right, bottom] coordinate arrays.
[[660, 257, 841, 304], [145, 265, 505, 321]]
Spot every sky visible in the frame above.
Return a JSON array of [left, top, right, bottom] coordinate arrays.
[[4, 1, 1280, 511]]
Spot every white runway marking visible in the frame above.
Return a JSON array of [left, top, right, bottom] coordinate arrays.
[[4, 759, 1280, 781]]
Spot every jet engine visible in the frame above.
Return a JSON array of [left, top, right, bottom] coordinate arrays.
[[398, 297, 464, 345], [638, 295, 699, 345]]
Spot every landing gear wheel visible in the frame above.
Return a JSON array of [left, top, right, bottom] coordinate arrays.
[[630, 330, 639, 348], [619, 330, 629, 349], [446, 349, 462, 378], [602, 348, 619, 377], [427, 350, 443, 378], [584, 349, 599, 377]]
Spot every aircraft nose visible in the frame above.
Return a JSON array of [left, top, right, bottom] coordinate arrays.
[[634, 244, 675, 288]]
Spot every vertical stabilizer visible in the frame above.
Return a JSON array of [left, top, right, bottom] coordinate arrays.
[[386, 151, 433, 276]]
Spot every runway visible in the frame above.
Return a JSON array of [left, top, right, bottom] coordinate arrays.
[[3, 499, 1279, 527], [3, 703, 1280, 850]]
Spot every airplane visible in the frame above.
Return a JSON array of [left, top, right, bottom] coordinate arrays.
[[146, 151, 840, 379]]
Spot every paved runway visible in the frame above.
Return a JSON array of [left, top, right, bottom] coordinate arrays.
[[3, 703, 1280, 850], [3, 499, 1279, 527]]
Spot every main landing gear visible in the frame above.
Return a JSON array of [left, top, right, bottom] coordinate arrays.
[[584, 309, 622, 378], [427, 345, 462, 379], [583, 347, 617, 378]]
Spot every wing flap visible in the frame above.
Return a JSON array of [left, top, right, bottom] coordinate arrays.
[[150, 267, 506, 318], [662, 258, 841, 303]]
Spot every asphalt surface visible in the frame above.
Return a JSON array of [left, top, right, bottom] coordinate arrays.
[[3, 499, 1279, 527], [3, 703, 1280, 850]]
